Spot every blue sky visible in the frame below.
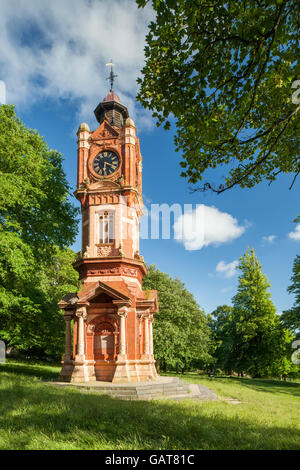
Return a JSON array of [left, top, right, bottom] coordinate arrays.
[[1, 0, 299, 314]]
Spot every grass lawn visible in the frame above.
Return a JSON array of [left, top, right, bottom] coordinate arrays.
[[0, 360, 299, 450]]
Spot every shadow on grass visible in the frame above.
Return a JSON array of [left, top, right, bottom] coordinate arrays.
[[226, 377, 300, 398], [209, 376, 300, 398], [0, 373, 300, 450], [0, 361, 59, 381], [168, 372, 300, 399]]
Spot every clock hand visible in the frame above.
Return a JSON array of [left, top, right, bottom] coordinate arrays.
[[100, 162, 107, 175]]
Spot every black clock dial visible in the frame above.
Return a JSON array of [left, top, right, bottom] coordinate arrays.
[[93, 151, 120, 176]]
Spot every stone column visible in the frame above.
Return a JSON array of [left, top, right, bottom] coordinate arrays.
[[64, 313, 73, 361], [114, 332, 119, 359], [137, 313, 143, 357], [144, 314, 150, 356], [117, 306, 128, 359], [149, 315, 154, 357], [148, 313, 158, 378], [66, 305, 90, 383], [75, 306, 87, 361]]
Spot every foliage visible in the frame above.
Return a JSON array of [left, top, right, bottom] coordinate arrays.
[[143, 265, 212, 371], [281, 254, 300, 338], [209, 305, 233, 371], [228, 249, 295, 377], [0, 105, 78, 256], [0, 105, 79, 357], [137, 0, 300, 193], [0, 246, 79, 358], [287, 253, 300, 315]]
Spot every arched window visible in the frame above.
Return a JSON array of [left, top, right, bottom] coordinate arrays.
[[99, 211, 114, 244]]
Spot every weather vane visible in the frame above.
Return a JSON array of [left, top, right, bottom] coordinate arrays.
[[106, 60, 118, 91]]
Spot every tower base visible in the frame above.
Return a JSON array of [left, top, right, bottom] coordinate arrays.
[[58, 358, 158, 383], [58, 359, 96, 383]]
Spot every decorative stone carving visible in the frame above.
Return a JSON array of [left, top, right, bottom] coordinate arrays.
[[97, 246, 112, 257], [88, 266, 138, 277], [90, 193, 120, 205], [79, 177, 90, 189], [119, 243, 124, 257], [83, 246, 91, 258], [87, 323, 95, 334], [117, 306, 128, 318], [76, 306, 87, 320], [94, 321, 114, 334], [118, 175, 125, 186]]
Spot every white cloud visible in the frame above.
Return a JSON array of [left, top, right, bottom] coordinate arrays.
[[0, 0, 154, 126], [216, 260, 239, 279], [262, 235, 276, 243], [288, 224, 300, 241], [174, 204, 246, 250]]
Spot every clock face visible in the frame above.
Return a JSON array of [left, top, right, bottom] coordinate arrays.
[[92, 150, 120, 177]]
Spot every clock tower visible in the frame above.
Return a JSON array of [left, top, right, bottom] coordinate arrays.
[[58, 78, 158, 383]]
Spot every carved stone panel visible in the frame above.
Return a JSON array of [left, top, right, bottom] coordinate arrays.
[[97, 245, 112, 257]]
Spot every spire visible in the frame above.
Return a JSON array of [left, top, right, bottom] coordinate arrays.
[[106, 60, 118, 92], [104, 61, 120, 102], [94, 61, 129, 127]]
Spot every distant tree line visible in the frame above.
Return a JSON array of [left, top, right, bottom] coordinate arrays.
[[142, 265, 212, 373], [208, 249, 300, 379]]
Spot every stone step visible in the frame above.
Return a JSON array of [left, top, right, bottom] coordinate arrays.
[[162, 389, 190, 396], [163, 394, 195, 401], [109, 388, 187, 398], [78, 386, 188, 397], [118, 392, 194, 401], [49, 378, 218, 402]]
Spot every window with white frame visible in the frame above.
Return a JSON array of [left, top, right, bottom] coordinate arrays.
[[99, 211, 114, 244]]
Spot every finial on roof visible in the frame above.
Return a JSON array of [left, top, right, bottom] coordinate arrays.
[[94, 62, 129, 126], [106, 60, 118, 92]]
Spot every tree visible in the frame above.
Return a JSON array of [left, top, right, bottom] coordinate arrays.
[[209, 305, 233, 372], [0, 105, 79, 357], [281, 215, 300, 338], [281, 254, 300, 338], [0, 246, 79, 358], [229, 248, 294, 377], [143, 265, 212, 371], [0, 105, 78, 257], [137, 0, 300, 193]]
